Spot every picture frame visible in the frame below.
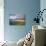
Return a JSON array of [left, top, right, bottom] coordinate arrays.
[[9, 14, 25, 25]]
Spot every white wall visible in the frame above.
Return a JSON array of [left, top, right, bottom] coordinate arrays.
[[0, 0, 4, 42], [40, 0, 46, 27]]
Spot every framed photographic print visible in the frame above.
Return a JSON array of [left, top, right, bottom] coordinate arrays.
[[9, 14, 25, 25]]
